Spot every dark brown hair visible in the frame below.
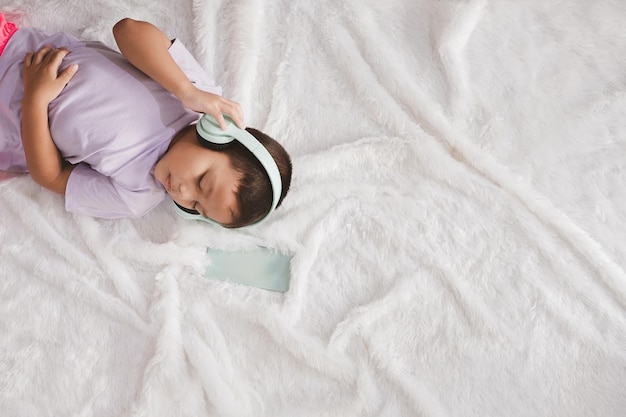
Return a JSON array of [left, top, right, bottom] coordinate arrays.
[[220, 128, 292, 228]]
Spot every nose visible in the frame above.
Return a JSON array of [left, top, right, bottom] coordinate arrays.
[[175, 181, 194, 201]]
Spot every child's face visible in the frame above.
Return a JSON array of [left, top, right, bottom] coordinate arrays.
[[155, 126, 241, 225]]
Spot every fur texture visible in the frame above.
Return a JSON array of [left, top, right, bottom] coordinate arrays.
[[1, 0, 625, 416]]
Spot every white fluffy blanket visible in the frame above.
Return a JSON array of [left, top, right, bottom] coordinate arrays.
[[1, 0, 625, 416]]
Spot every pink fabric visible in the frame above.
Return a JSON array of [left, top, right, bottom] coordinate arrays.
[[0, 170, 24, 181], [0, 13, 18, 56]]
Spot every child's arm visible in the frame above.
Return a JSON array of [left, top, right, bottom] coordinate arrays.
[[21, 46, 78, 195], [112, 18, 244, 130]]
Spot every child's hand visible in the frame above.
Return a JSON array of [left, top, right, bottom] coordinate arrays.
[[22, 45, 78, 106], [179, 86, 245, 130]]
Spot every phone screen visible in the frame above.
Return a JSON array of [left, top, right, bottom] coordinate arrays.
[[205, 247, 292, 292]]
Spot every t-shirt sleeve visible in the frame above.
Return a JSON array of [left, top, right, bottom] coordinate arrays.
[[168, 39, 223, 96], [65, 163, 165, 219]]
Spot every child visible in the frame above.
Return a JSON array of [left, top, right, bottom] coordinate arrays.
[[0, 16, 292, 228]]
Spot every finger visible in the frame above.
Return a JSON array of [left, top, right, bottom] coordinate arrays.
[[24, 52, 33, 67], [33, 45, 53, 64], [213, 112, 227, 131], [224, 101, 245, 129], [231, 110, 246, 130], [47, 48, 70, 68], [59, 63, 79, 84], [231, 115, 246, 130]]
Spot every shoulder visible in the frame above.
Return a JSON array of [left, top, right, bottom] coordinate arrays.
[[65, 163, 167, 219]]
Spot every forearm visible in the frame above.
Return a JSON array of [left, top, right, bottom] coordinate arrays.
[[113, 18, 193, 100], [21, 98, 73, 194], [113, 18, 245, 129]]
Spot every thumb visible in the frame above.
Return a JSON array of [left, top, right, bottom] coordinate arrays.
[[60, 63, 79, 83]]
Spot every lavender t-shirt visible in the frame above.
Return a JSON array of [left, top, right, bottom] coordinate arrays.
[[0, 28, 222, 218]]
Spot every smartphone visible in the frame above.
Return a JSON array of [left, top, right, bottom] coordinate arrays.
[[204, 247, 292, 292]]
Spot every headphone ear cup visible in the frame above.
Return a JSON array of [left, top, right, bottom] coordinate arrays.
[[174, 201, 200, 215], [196, 131, 234, 151]]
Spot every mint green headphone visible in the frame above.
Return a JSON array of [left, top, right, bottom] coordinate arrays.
[[173, 114, 282, 227]]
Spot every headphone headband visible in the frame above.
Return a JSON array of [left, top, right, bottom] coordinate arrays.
[[172, 114, 282, 227]]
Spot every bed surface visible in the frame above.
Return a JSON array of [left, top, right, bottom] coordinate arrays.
[[1, 0, 625, 416]]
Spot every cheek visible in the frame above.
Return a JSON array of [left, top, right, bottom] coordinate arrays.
[[154, 156, 168, 183]]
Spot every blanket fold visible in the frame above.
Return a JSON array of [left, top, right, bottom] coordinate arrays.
[[1, 0, 625, 416]]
